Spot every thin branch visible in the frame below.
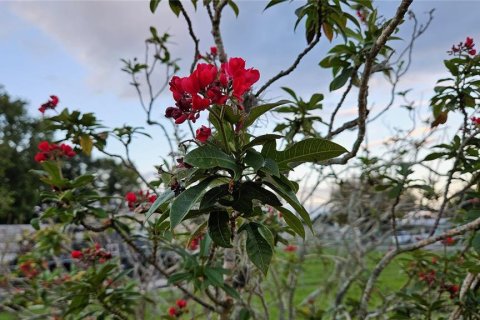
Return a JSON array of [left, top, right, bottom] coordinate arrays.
[[358, 214, 480, 318], [255, 34, 321, 98], [179, 4, 201, 73], [110, 221, 216, 312], [323, 0, 413, 166]]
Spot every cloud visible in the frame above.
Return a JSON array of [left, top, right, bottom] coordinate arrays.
[[8, 1, 206, 96]]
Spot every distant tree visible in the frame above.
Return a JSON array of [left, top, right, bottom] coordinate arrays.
[[0, 89, 50, 224], [0, 88, 140, 224]]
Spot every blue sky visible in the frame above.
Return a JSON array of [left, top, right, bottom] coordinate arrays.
[[1, 0, 479, 178]]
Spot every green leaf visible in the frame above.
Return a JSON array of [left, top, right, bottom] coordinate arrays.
[[228, 0, 239, 16], [170, 178, 215, 229], [243, 134, 283, 151], [200, 184, 230, 209], [473, 232, 480, 254], [264, 175, 312, 230], [241, 222, 273, 275], [232, 181, 282, 214], [424, 153, 446, 161], [330, 67, 353, 91], [257, 223, 275, 248], [264, 0, 288, 10], [208, 211, 232, 248], [276, 206, 305, 239], [80, 134, 93, 156], [145, 189, 175, 222], [271, 138, 347, 171], [244, 149, 264, 172], [204, 267, 225, 287], [150, 0, 161, 13], [444, 60, 458, 76], [41, 161, 66, 187], [184, 145, 238, 172], [168, 272, 192, 284], [244, 100, 289, 128], [31, 218, 40, 230], [168, 0, 182, 16], [261, 158, 280, 177]]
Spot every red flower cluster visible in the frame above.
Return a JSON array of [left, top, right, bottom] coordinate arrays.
[[34, 141, 76, 163], [444, 284, 460, 299], [195, 125, 211, 143], [442, 236, 456, 246], [168, 299, 188, 317], [418, 270, 436, 285], [284, 244, 297, 253], [125, 190, 157, 210], [189, 235, 202, 251], [472, 117, 480, 126], [450, 37, 477, 56], [165, 57, 259, 136], [71, 243, 112, 264], [38, 95, 59, 114], [19, 260, 40, 279]]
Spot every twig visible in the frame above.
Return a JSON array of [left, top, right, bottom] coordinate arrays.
[[255, 34, 321, 98], [358, 214, 480, 318]]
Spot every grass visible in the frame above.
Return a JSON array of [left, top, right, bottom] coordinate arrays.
[[253, 248, 410, 318]]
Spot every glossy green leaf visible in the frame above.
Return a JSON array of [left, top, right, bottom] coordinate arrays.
[[330, 67, 353, 91], [276, 206, 305, 239], [169, 0, 182, 16], [232, 181, 282, 214], [170, 178, 215, 228], [145, 189, 175, 223], [264, 175, 312, 230], [243, 134, 283, 151], [200, 184, 230, 209], [244, 149, 264, 172], [150, 0, 161, 13], [184, 145, 238, 172], [276, 138, 347, 170], [241, 222, 273, 275], [264, 0, 288, 10], [228, 0, 239, 16], [244, 100, 289, 128], [208, 211, 232, 248]]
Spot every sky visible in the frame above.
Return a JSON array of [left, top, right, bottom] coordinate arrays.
[[1, 0, 479, 184]]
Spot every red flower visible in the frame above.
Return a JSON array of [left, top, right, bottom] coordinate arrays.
[[221, 57, 260, 100], [38, 141, 51, 152], [195, 126, 211, 143], [442, 237, 456, 246], [418, 270, 436, 285], [472, 117, 480, 125], [125, 192, 137, 203], [469, 49, 477, 56], [168, 307, 177, 317], [446, 284, 460, 298], [60, 144, 76, 157], [38, 95, 59, 114], [148, 194, 157, 203], [191, 95, 211, 111], [34, 152, 47, 163], [284, 244, 297, 252], [19, 260, 39, 278], [189, 237, 201, 250], [210, 46, 218, 56], [195, 63, 217, 89], [50, 95, 59, 106], [465, 37, 475, 49], [71, 250, 83, 259], [176, 299, 187, 309]]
